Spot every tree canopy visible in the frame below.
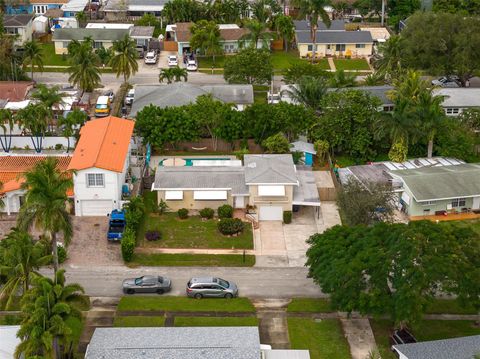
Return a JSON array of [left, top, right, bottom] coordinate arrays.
[[224, 48, 272, 85]]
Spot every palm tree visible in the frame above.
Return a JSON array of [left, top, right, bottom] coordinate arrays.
[[282, 75, 328, 113], [241, 19, 275, 49], [159, 67, 188, 83], [16, 103, 49, 153], [109, 34, 139, 85], [416, 89, 446, 158], [0, 229, 51, 310], [291, 0, 331, 62], [16, 269, 88, 359], [31, 84, 65, 131], [0, 108, 14, 152], [57, 109, 87, 152], [17, 157, 73, 275], [190, 20, 223, 65], [362, 72, 386, 86], [95, 46, 113, 67], [75, 10, 87, 26], [67, 38, 101, 94], [22, 40, 44, 81], [329, 69, 357, 88], [374, 35, 404, 80], [275, 14, 295, 52]]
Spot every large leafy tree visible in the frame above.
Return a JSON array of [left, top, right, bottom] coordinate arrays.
[[433, 0, 480, 15], [224, 47, 272, 85], [16, 269, 88, 359], [190, 20, 223, 64], [291, 0, 331, 61], [274, 14, 295, 52], [17, 158, 73, 275], [283, 62, 330, 84], [306, 220, 480, 327], [159, 67, 188, 83], [162, 0, 205, 23], [0, 229, 51, 310], [67, 38, 101, 93], [22, 40, 44, 80], [109, 34, 139, 85]]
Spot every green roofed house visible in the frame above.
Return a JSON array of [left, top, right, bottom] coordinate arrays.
[[52, 28, 130, 54], [389, 163, 480, 219]]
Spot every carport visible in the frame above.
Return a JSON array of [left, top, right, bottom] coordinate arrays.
[[293, 167, 321, 218]]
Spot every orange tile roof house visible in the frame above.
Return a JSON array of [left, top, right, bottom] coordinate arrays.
[[68, 116, 135, 216], [0, 154, 72, 215]]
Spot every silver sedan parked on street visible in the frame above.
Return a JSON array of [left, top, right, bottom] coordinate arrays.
[[122, 275, 172, 294]]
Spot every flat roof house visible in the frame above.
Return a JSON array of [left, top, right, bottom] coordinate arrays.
[[393, 335, 480, 359], [294, 20, 373, 58], [3, 14, 34, 45]]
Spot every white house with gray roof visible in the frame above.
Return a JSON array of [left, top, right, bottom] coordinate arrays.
[[393, 334, 480, 359], [130, 83, 254, 116], [152, 154, 320, 221]]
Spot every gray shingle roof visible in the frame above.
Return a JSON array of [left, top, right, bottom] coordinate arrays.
[[393, 335, 480, 359], [130, 26, 154, 38], [153, 166, 249, 195], [244, 154, 298, 185], [295, 30, 373, 44], [294, 20, 346, 31], [53, 28, 129, 41], [390, 163, 480, 201], [85, 327, 260, 359], [433, 88, 480, 108], [291, 141, 315, 155], [104, 0, 169, 11], [4, 14, 33, 27], [130, 83, 253, 116]]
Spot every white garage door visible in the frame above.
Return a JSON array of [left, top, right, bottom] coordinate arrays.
[[80, 200, 113, 216], [259, 206, 283, 221]]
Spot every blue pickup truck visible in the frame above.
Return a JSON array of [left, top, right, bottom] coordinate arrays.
[[107, 210, 126, 241]]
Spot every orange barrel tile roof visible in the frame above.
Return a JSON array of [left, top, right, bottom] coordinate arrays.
[[0, 155, 72, 195], [68, 116, 135, 173]]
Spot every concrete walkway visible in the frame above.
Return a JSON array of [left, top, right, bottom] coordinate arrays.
[[341, 318, 377, 359], [328, 57, 337, 71], [254, 299, 291, 349]]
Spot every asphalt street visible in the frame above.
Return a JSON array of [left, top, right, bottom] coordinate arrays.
[[41, 265, 325, 299]]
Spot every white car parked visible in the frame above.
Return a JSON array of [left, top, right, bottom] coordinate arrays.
[[124, 89, 135, 106], [168, 55, 178, 67], [186, 59, 198, 71], [144, 51, 158, 65]]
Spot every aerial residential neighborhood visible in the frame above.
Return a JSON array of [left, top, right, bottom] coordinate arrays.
[[0, 0, 479, 359]]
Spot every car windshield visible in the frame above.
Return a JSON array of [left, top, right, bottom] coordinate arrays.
[[96, 104, 107, 109], [169, 57, 176, 60], [217, 278, 229, 288], [134, 277, 143, 285]]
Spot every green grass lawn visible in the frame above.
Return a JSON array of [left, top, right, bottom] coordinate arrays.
[[369, 319, 397, 359], [425, 299, 477, 315], [114, 316, 166, 327], [333, 58, 370, 71], [141, 213, 253, 249], [288, 318, 351, 359], [40, 43, 70, 67], [174, 316, 259, 327], [287, 298, 333, 313], [254, 92, 267, 104], [130, 253, 255, 267], [117, 296, 255, 312], [197, 56, 226, 69]]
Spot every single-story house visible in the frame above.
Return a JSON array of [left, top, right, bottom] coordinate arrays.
[[0, 154, 73, 215], [3, 14, 34, 45], [129, 26, 155, 48], [294, 20, 373, 58], [291, 140, 316, 166], [52, 28, 130, 54], [103, 0, 167, 21], [152, 154, 321, 221], [165, 22, 260, 56], [0, 325, 21, 359], [5, 0, 66, 15], [393, 334, 480, 359], [68, 116, 134, 216], [61, 0, 88, 17], [130, 83, 254, 116], [85, 327, 310, 359], [434, 88, 480, 116]]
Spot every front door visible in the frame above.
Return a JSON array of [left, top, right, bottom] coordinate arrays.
[[234, 196, 245, 208]]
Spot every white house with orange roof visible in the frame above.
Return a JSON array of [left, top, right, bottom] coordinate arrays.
[[68, 116, 135, 216]]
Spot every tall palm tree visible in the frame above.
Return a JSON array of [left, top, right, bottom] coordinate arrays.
[[17, 158, 73, 275], [16, 269, 88, 359], [291, 0, 331, 62], [57, 109, 87, 152], [374, 35, 404, 80], [159, 67, 188, 83], [416, 90, 446, 158], [241, 19, 275, 49], [0, 229, 51, 310], [109, 34, 139, 85], [329, 69, 357, 88], [16, 103, 49, 153], [31, 84, 65, 131], [275, 14, 295, 52], [22, 40, 44, 81], [0, 108, 14, 152], [282, 75, 328, 113], [67, 38, 101, 94], [190, 20, 223, 65]]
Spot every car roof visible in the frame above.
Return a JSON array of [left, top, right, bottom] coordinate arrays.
[[146, 51, 155, 55], [168, 55, 176, 59], [97, 95, 109, 104], [190, 277, 215, 284]]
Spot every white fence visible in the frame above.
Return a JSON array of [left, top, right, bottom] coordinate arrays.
[[0, 136, 77, 152]]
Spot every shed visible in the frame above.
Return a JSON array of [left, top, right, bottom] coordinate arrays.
[[291, 141, 315, 166]]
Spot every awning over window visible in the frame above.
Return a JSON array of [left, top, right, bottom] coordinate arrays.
[[165, 190, 183, 200], [193, 190, 228, 200], [258, 185, 285, 196]]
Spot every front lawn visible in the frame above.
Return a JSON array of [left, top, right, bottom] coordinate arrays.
[[333, 58, 370, 71], [197, 56, 226, 68], [369, 319, 397, 359], [141, 213, 254, 249], [117, 296, 255, 312], [288, 318, 351, 359], [130, 253, 255, 267], [271, 51, 330, 71], [174, 316, 259, 327], [114, 316, 166, 327], [425, 299, 477, 315], [40, 43, 69, 67], [287, 298, 333, 313]]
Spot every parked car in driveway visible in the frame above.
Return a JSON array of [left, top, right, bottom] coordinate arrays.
[[103, 90, 115, 102], [144, 51, 158, 65], [186, 59, 198, 71], [124, 88, 135, 106], [186, 277, 238, 298], [431, 76, 460, 88], [168, 55, 178, 67], [123, 275, 172, 294]]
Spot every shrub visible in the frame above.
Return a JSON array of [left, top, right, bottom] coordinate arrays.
[[145, 230, 161, 241], [124, 196, 146, 232], [55, 144, 63, 150], [178, 208, 189, 219], [200, 207, 214, 219], [57, 245, 67, 263], [218, 218, 244, 235], [218, 204, 233, 219], [121, 227, 136, 262], [283, 211, 292, 224]]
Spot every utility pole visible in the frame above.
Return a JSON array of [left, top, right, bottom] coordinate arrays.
[[381, 0, 385, 26]]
